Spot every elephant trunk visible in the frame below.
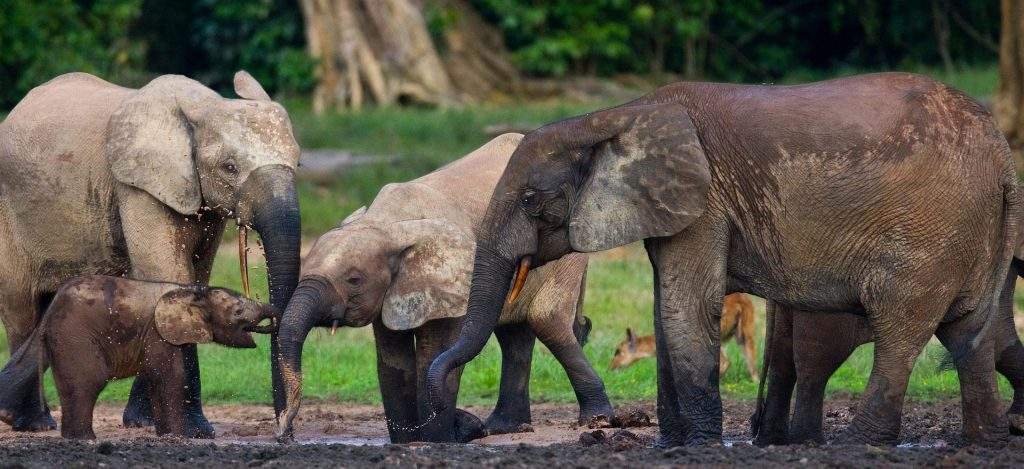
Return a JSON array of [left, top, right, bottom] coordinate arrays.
[[426, 247, 515, 412], [244, 165, 302, 417], [275, 277, 334, 440]]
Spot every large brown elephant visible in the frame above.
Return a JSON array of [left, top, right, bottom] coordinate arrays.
[[0, 72, 302, 437], [276, 134, 612, 443], [424, 73, 1019, 446]]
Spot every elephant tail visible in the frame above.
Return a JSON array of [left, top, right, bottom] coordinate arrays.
[[0, 327, 49, 425], [970, 166, 1021, 357], [750, 299, 777, 438]]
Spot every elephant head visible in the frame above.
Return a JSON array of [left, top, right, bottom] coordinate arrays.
[[106, 71, 302, 413], [425, 102, 712, 412], [155, 286, 278, 349], [275, 201, 474, 438]]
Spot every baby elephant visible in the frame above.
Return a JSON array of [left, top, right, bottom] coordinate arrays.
[[0, 276, 276, 439], [610, 293, 759, 381]]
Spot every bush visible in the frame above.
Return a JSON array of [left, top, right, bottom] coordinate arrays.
[[0, 0, 146, 108]]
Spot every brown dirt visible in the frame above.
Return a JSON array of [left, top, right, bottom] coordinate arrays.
[[1, 399, 1023, 467]]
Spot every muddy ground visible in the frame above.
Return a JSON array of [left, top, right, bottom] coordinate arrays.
[[2, 399, 1024, 467]]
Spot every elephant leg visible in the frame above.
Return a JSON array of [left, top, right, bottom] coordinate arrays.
[[0, 287, 56, 432], [372, 320, 419, 443], [996, 338, 1024, 435], [532, 320, 613, 425], [936, 314, 1010, 446], [52, 340, 107, 440], [645, 222, 728, 447], [484, 322, 536, 434], [118, 186, 213, 437], [753, 301, 795, 446], [993, 265, 1024, 435], [841, 297, 940, 446], [788, 311, 866, 445], [124, 346, 208, 438], [416, 318, 481, 442]]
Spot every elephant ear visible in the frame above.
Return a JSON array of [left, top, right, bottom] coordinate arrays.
[[381, 219, 475, 331], [233, 70, 272, 101], [567, 103, 711, 252], [154, 288, 213, 345], [106, 79, 203, 215]]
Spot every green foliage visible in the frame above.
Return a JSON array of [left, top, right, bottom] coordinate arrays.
[[473, 0, 1000, 82], [137, 0, 315, 97], [0, 0, 146, 108]]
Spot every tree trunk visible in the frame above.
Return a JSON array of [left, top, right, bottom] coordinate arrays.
[[300, 0, 519, 112], [996, 0, 1024, 171], [932, 0, 954, 75], [429, 0, 521, 101], [299, 0, 456, 112]]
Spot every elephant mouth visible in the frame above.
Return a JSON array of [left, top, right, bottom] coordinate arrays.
[[245, 317, 278, 334]]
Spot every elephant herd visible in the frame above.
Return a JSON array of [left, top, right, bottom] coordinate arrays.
[[0, 70, 1022, 447]]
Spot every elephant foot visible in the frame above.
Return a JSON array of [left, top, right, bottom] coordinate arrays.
[[787, 430, 825, 446], [12, 410, 57, 432], [655, 431, 720, 447], [835, 424, 898, 446], [122, 401, 155, 429], [484, 414, 534, 435], [579, 402, 616, 428], [454, 408, 486, 442], [1008, 412, 1024, 436], [183, 410, 216, 439]]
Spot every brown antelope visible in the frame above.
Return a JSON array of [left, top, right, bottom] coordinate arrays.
[[610, 293, 759, 382]]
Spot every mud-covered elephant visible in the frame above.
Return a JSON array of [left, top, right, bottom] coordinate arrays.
[[276, 134, 612, 443], [755, 253, 1024, 445], [0, 276, 277, 439], [425, 73, 1019, 446], [0, 72, 302, 437]]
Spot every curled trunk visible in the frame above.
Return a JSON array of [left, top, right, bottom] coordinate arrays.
[[425, 247, 514, 411], [275, 278, 334, 439], [245, 166, 302, 416]]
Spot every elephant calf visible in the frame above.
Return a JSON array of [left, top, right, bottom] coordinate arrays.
[[0, 276, 275, 439], [276, 134, 612, 442]]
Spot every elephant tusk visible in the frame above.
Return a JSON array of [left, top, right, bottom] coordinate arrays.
[[331, 319, 339, 336], [238, 226, 252, 299], [505, 256, 532, 305]]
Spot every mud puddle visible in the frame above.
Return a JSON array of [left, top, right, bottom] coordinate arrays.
[[2, 399, 1023, 467]]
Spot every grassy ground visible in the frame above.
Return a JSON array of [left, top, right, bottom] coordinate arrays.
[[0, 63, 1016, 409]]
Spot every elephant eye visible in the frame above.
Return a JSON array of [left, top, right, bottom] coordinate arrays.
[[222, 162, 238, 175], [520, 189, 540, 211], [346, 275, 363, 287]]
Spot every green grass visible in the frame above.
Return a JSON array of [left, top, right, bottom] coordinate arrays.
[[0, 63, 1013, 409]]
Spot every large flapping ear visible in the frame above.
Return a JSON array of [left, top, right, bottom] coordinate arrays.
[[154, 288, 213, 345], [233, 71, 272, 101], [380, 219, 475, 331], [106, 76, 217, 215], [565, 102, 711, 252]]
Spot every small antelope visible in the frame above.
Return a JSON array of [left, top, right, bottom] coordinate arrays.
[[610, 293, 759, 382]]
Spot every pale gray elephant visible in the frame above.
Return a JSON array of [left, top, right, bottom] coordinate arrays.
[[0, 71, 302, 437], [276, 134, 613, 443]]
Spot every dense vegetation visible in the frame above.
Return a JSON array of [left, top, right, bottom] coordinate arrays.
[[0, 0, 1001, 108]]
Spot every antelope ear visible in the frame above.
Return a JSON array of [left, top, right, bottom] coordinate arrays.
[[339, 206, 368, 227], [154, 288, 213, 345], [568, 103, 711, 252], [233, 70, 272, 101], [626, 327, 637, 351], [107, 77, 210, 215], [381, 219, 475, 331]]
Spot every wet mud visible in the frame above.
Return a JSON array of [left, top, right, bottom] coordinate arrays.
[[2, 399, 1024, 467]]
